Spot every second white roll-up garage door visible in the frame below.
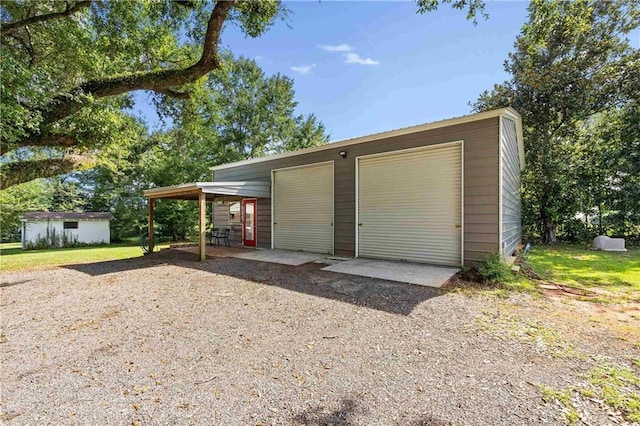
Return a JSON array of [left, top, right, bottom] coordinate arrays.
[[357, 142, 462, 266], [272, 162, 334, 254]]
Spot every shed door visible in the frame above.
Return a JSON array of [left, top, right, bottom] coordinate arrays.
[[273, 162, 333, 254], [357, 143, 462, 266]]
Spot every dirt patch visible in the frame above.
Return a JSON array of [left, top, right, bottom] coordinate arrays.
[[1, 250, 638, 425]]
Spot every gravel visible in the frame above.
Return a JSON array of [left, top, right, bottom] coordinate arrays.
[[0, 249, 634, 425]]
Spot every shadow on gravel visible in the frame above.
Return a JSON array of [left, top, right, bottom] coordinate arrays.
[[412, 414, 452, 425], [0, 279, 33, 288], [291, 398, 451, 426], [292, 398, 360, 425], [64, 249, 442, 316]]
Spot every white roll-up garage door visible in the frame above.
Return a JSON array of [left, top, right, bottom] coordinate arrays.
[[273, 162, 334, 254], [357, 143, 462, 266]]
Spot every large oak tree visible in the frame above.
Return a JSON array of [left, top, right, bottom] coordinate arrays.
[[1, 0, 486, 189]]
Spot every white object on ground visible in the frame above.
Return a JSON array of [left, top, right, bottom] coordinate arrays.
[[592, 235, 627, 252]]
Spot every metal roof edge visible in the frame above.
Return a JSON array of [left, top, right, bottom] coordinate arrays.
[[143, 182, 201, 197], [209, 108, 515, 172], [143, 181, 271, 198]]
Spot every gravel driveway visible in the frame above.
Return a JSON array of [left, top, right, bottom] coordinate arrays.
[[0, 250, 636, 425]]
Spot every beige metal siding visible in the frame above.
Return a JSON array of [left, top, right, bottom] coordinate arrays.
[[273, 162, 333, 254], [501, 117, 522, 256], [256, 198, 271, 248], [212, 202, 242, 244], [357, 144, 462, 265], [214, 117, 503, 263]]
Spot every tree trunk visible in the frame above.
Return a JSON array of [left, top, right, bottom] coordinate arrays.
[[541, 214, 557, 244], [598, 203, 603, 235]]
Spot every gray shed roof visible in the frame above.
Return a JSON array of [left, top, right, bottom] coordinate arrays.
[[21, 212, 113, 221]]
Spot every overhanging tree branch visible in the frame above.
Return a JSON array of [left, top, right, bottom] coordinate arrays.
[[1, 1, 92, 36], [0, 131, 78, 156], [38, 0, 236, 125], [0, 155, 96, 190]]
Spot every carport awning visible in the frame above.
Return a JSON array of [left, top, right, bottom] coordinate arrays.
[[143, 181, 270, 200]]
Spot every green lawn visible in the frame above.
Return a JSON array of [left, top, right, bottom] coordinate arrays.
[[0, 241, 169, 272], [527, 243, 640, 301]]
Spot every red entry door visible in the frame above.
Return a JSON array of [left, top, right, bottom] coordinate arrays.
[[242, 199, 257, 247]]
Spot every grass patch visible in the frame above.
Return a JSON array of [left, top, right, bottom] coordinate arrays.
[[0, 242, 169, 272], [539, 385, 580, 425], [585, 362, 640, 423], [477, 308, 577, 358], [537, 362, 640, 424], [526, 243, 640, 303]]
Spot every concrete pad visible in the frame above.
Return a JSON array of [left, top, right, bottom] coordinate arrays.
[[321, 258, 459, 288], [231, 249, 324, 266]]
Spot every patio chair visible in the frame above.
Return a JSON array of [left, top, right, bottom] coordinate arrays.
[[214, 228, 231, 248], [209, 227, 220, 246]]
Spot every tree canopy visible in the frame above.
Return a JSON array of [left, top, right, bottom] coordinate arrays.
[[0, 0, 282, 188], [0, 54, 330, 242], [473, 0, 639, 243], [1, 0, 490, 243], [1, 0, 487, 189]]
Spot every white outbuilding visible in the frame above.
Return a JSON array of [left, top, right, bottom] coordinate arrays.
[[20, 212, 113, 249]]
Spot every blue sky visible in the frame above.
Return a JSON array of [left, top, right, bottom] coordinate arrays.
[[132, 1, 639, 142]]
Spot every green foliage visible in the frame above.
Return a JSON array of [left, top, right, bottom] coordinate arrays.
[[139, 55, 329, 241], [1, 0, 488, 188], [79, 117, 151, 242], [49, 178, 87, 212], [416, 0, 487, 23], [586, 363, 640, 422], [26, 226, 61, 249], [473, 0, 640, 244], [23, 228, 92, 250], [0, 0, 286, 186], [478, 252, 514, 284], [575, 103, 640, 243], [0, 180, 52, 242], [202, 55, 329, 161], [233, 0, 283, 38], [539, 385, 580, 425], [541, 362, 640, 424], [0, 54, 48, 146]]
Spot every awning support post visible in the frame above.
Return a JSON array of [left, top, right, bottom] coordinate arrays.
[[199, 190, 206, 261], [148, 198, 155, 252]]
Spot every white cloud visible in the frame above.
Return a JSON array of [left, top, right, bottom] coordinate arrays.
[[254, 55, 263, 61], [290, 64, 316, 75], [318, 43, 354, 52], [344, 53, 380, 66]]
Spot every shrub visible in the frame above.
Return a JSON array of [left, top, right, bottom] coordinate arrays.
[[478, 252, 514, 284], [561, 218, 596, 244]]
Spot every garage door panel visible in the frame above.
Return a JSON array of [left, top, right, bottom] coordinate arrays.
[[273, 162, 333, 254], [357, 144, 462, 266]]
